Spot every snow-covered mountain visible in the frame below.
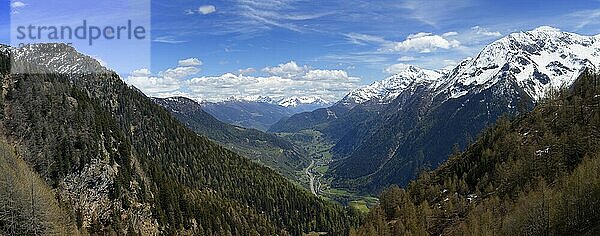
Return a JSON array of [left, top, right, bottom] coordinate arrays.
[[10, 44, 109, 74], [434, 26, 600, 101], [343, 66, 445, 105], [222, 95, 331, 108], [278, 96, 331, 108], [224, 95, 275, 104], [342, 26, 599, 107]]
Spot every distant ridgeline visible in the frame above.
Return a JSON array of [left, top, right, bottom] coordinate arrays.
[[351, 71, 600, 235], [0, 44, 362, 235]]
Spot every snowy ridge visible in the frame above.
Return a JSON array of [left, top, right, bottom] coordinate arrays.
[[221, 95, 330, 107], [206, 95, 331, 113], [278, 96, 330, 108], [435, 26, 600, 100], [345, 26, 600, 105], [344, 66, 444, 104], [10, 44, 110, 75], [224, 95, 275, 104]]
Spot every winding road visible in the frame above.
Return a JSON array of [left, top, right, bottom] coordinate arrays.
[[306, 160, 317, 196]]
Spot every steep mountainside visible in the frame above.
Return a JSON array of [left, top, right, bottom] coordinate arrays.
[[352, 71, 600, 235], [0, 139, 77, 235], [152, 97, 310, 181], [270, 27, 600, 194], [342, 66, 444, 106], [0, 44, 361, 235], [269, 66, 443, 139]]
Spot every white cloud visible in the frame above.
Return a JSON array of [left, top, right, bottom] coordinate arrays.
[[186, 69, 360, 102], [160, 67, 200, 79], [125, 60, 361, 102], [126, 68, 182, 94], [568, 9, 600, 29], [10, 1, 26, 14], [184, 4, 219, 16], [238, 68, 257, 74], [216, 0, 331, 34], [384, 63, 413, 74], [383, 32, 461, 53], [178, 58, 203, 67], [319, 53, 389, 66], [345, 33, 389, 45], [199, 5, 216, 15], [131, 68, 151, 77], [442, 31, 459, 37], [472, 26, 502, 37], [125, 58, 203, 95], [400, 0, 474, 26], [443, 59, 458, 66], [128, 76, 181, 94], [153, 36, 187, 44], [125, 64, 200, 97], [263, 61, 309, 78], [304, 69, 357, 82], [11, 1, 26, 8], [398, 56, 416, 62]]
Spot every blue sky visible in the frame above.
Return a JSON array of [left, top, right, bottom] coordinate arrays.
[[3, 0, 600, 102]]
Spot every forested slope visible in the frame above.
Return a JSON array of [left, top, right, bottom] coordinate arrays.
[[152, 97, 310, 181], [353, 70, 600, 235], [0, 44, 361, 235]]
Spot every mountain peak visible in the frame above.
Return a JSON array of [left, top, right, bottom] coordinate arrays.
[[278, 96, 329, 107], [11, 43, 109, 75], [435, 27, 600, 101], [344, 65, 443, 105]]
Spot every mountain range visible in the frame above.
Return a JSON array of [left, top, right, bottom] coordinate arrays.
[[271, 26, 600, 194], [201, 95, 331, 131]]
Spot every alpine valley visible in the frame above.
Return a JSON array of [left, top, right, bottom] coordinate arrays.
[[271, 26, 600, 196], [201, 95, 331, 131], [2, 23, 600, 236]]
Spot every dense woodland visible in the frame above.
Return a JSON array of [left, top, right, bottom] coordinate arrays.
[[352, 71, 600, 235], [0, 45, 362, 235], [152, 97, 310, 181]]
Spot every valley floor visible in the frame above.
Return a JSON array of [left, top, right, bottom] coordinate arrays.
[[278, 130, 378, 212]]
